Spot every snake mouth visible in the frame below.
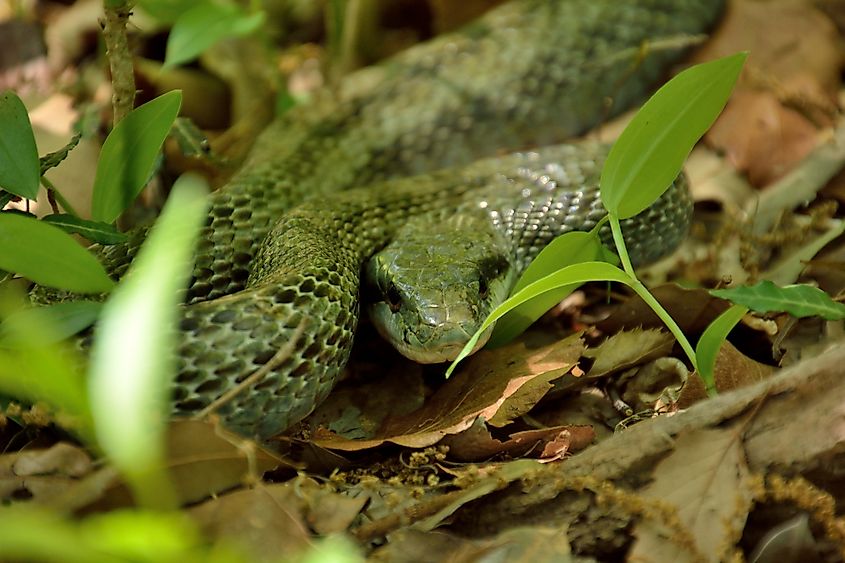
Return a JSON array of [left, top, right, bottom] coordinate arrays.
[[392, 324, 494, 364]]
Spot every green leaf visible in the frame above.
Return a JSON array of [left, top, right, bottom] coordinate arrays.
[[0, 294, 94, 443], [695, 304, 748, 394], [601, 52, 747, 219], [89, 173, 208, 509], [163, 2, 266, 68], [0, 213, 115, 293], [42, 214, 129, 245], [91, 91, 182, 223], [1, 301, 102, 345], [487, 230, 610, 347], [0, 91, 40, 199], [136, 0, 199, 24], [447, 261, 635, 376], [710, 280, 845, 320], [39, 133, 81, 175]]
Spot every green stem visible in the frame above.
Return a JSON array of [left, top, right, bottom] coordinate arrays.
[[40, 177, 80, 217], [610, 215, 698, 371]]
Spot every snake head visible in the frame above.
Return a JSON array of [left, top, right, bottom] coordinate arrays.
[[364, 214, 515, 364]]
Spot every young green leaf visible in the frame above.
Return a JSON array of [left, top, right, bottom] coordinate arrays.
[[0, 301, 102, 345], [42, 214, 129, 245], [487, 230, 610, 347], [0, 213, 115, 293], [601, 52, 747, 219], [89, 173, 208, 509], [447, 261, 636, 376], [710, 280, 845, 320], [39, 133, 81, 175], [91, 91, 182, 224], [695, 304, 748, 394], [0, 91, 40, 199], [163, 2, 265, 68]]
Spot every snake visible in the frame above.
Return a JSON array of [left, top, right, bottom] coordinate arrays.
[[74, 0, 724, 439], [363, 143, 692, 363]]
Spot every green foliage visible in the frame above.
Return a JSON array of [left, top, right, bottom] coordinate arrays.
[[42, 213, 129, 244], [1, 300, 102, 344], [601, 53, 747, 219], [486, 230, 610, 347], [695, 304, 749, 393], [0, 91, 40, 199], [0, 213, 115, 293], [162, 2, 266, 68], [91, 90, 183, 223], [89, 174, 209, 509], [711, 281, 845, 320]]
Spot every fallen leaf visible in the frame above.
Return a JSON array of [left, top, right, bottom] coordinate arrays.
[[630, 427, 755, 562], [696, 0, 844, 185], [585, 328, 674, 379], [312, 333, 585, 451], [372, 525, 575, 562], [441, 417, 594, 462], [678, 341, 775, 408]]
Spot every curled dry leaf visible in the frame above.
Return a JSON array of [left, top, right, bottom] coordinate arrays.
[[312, 333, 585, 451]]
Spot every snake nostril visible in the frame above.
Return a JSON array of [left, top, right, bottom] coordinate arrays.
[[478, 278, 489, 300], [386, 283, 402, 313]]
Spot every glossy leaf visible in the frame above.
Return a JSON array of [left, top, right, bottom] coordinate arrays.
[[163, 2, 265, 68], [91, 91, 182, 223], [42, 214, 129, 245], [488, 230, 609, 347], [601, 52, 746, 219], [710, 280, 845, 320], [0, 91, 40, 199], [0, 213, 114, 293], [448, 261, 635, 376], [89, 173, 208, 509], [695, 304, 748, 394]]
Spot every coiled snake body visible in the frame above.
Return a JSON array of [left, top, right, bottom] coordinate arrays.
[[96, 0, 723, 439]]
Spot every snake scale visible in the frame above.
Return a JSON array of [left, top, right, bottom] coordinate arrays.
[[91, 0, 724, 439]]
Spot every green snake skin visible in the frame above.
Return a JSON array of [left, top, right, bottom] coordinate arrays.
[[91, 0, 723, 439], [365, 143, 691, 363]]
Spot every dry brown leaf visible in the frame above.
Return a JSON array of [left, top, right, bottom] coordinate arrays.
[[630, 427, 754, 562], [372, 525, 574, 562], [596, 285, 729, 336], [441, 417, 594, 462], [677, 341, 775, 408], [0, 442, 95, 504], [696, 0, 844, 186], [188, 481, 312, 561], [585, 328, 674, 378], [311, 334, 584, 451]]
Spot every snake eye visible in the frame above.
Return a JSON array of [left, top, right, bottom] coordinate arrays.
[[386, 283, 402, 313]]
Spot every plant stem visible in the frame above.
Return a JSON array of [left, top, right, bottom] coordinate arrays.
[[610, 215, 698, 371]]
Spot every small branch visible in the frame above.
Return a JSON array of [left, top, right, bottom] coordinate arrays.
[[102, 1, 137, 124]]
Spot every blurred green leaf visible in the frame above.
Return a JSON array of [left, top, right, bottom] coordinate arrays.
[[136, 0, 199, 24], [448, 261, 634, 376], [0, 293, 94, 442], [710, 280, 845, 320], [91, 91, 182, 223], [695, 304, 748, 394], [0, 213, 115, 293], [43, 213, 129, 245], [164, 2, 266, 68], [1, 301, 102, 344], [487, 230, 609, 347], [89, 173, 208, 509], [601, 52, 746, 219], [0, 90, 40, 199]]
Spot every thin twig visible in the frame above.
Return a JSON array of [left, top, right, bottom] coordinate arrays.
[[194, 319, 308, 419]]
